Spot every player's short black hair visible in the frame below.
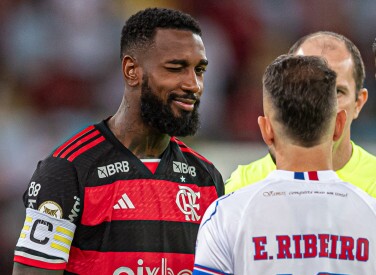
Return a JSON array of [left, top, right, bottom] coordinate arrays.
[[373, 38, 376, 56], [263, 55, 337, 147], [120, 7, 202, 60], [288, 31, 365, 93]]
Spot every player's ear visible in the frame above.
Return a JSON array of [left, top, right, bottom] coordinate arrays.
[[353, 88, 368, 119], [122, 55, 140, 87], [258, 116, 274, 146], [333, 110, 346, 142]]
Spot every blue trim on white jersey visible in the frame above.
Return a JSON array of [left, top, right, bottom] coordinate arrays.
[[193, 264, 232, 275], [294, 172, 305, 180], [201, 194, 232, 228]]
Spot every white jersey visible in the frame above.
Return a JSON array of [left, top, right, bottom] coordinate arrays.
[[193, 170, 376, 275]]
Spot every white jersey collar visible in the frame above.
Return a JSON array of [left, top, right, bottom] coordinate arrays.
[[268, 170, 341, 182]]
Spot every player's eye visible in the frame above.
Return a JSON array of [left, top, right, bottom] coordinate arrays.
[[337, 89, 345, 95], [195, 66, 207, 75]]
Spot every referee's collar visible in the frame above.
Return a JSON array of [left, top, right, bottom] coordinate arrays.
[[269, 170, 341, 182]]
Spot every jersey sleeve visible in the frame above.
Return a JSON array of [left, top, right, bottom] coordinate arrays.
[[193, 196, 234, 275], [14, 155, 81, 270]]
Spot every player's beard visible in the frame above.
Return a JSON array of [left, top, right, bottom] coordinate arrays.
[[140, 76, 200, 137]]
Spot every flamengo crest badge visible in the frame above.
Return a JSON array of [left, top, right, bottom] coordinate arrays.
[[176, 186, 201, 221]]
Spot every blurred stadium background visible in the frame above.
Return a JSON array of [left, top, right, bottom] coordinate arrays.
[[1, 0, 376, 272]]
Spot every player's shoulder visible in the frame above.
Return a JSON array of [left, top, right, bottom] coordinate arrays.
[[170, 137, 224, 193], [201, 179, 275, 228], [51, 122, 108, 164], [170, 137, 213, 165], [221, 178, 276, 212], [343, 181, 376, 212]]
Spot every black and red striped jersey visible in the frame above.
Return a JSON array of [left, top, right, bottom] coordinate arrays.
[[14, 120, 224, 275]]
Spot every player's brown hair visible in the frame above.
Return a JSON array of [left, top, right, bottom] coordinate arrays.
[[263, 55, 337, 147]]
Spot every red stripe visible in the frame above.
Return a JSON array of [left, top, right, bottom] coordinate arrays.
[[14, 255, 66, 270], [67, 136, 105, 162], [180, 147, 211, 164], [308, 171, 319, 181], [60, 130, 101, 158], [82, 179, 218, 226], [170, 136, 185, 145], [53, 125, 95, 157], [66, 248, 193, 275]]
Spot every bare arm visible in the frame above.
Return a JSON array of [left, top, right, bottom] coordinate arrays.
[[13, 262, 64, 275]]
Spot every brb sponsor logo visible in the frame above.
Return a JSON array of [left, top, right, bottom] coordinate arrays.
[[98, 161, 129, 178], [176, 186, 201, 222], [173, 161, 196, 177], [113, 259, 192, 275]]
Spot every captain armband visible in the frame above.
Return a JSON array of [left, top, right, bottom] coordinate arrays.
[[15, 208, 77, 263]]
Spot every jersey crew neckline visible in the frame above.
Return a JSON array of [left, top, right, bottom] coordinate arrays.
[[269, 170, 341, 183], [141, 159, 161, 174]]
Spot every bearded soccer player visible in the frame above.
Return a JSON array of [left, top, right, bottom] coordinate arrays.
[[13, 8, 224, 275], [193, 55, 376, 274], [226, 31, 376, 197]]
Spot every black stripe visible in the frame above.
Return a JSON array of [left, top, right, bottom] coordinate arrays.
[[73, 220, 199, 254], [15, 246, 64, 261]]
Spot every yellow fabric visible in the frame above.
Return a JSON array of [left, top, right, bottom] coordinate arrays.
[[225, 154, 276, 194], [336, 142, 376, 197], [225, 142, 376, 198]]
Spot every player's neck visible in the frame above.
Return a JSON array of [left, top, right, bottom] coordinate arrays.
[[108, 106, 170, 159], [275, 143, 333, 172], [332, 134, 353, 171]]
